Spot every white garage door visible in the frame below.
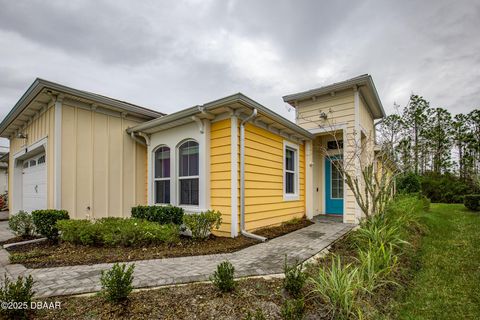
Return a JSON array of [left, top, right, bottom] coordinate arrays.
[[22, 154, 47, 213]]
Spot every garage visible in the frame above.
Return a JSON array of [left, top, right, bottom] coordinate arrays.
[[21, 153, 47, 213]]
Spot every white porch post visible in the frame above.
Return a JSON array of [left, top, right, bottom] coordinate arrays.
[[53, 94, 63, 209], [353, 86, 362, 222], [230, 116, 239, 237]]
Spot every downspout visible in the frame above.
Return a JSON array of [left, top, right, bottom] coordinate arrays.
[[240, 109, 267, 242], [130, 132, 147, 146]]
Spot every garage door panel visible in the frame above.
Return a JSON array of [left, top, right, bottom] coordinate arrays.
[[22, 154, 47, 213]]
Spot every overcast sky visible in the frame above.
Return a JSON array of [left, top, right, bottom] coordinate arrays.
[[0, 0, 479, 146]]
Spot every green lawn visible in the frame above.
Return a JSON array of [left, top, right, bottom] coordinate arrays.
[[396, 203, 480, 319]]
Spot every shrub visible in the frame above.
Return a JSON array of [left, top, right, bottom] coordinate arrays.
[[354, 217, 408, 251], [131, 205, 184, 225], [57, 219, 100, 245], [100, 263, 135, 303], [31, 209, 69, 241], [211, 260, 235, 292], [420, 173, 478, 203], [0, 274, 35, 319], [357, 243, 398, 294], [281, 298, 304, 320], [283, 256, 306, 297], [464, 194, 480, 211], [8, 211, 35, 238], [183, 210, 222, 239], [397, 172, 421, 193], [421, 195, 431, 212], [57, 218, 179, 246], [308, 256, 360, 319]]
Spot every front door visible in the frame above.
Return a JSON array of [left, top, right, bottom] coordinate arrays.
[[325, 156, 344, 215]]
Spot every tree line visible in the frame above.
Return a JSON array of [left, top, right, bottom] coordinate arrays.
[[379, 94, 479, 182]]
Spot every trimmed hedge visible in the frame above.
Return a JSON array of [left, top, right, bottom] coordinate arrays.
[[131, 205, 184, 225], [32, 209, 69, 241], [57, 218, 179, 247], [464, 195, 480, 211]]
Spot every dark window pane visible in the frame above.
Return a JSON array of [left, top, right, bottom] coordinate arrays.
[[155, 146, 170, 178], [179, 141, 199, 177], [155, 180, 170, 204], [286, 148, 294, 171], [180, 178, 199, 205], [285, 172, 294, 194]]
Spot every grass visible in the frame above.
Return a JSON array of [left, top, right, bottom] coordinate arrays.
[[394, 203, 480, 319]]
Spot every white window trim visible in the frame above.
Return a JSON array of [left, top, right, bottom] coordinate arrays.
[[177, 139, 200, 207], [330, 159, 343, 199], [147, 121, 210, 213], [153, 145, 171, 205], [283, 140, 300, 201]]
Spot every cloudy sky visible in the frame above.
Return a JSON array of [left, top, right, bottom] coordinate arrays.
[[0, 0, 479, 144]]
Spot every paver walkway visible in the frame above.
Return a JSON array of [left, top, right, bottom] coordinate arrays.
[[1, 217, 353, 298]]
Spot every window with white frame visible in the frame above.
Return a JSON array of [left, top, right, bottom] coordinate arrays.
[[284, 141, 299, 200], [178, 140, 199, 206], [154, 146, 171, 204], [330, 159, 344, 199]]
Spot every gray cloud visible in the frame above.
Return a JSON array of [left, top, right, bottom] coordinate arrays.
[[0, 0, 478, 148]]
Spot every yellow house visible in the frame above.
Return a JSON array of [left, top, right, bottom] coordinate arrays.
[[0, 74, 385, 238]]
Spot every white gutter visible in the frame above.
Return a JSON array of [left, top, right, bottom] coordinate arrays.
[[239, 108, 267, 242]]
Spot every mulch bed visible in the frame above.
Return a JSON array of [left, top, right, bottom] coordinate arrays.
[[7, 218, 314, 269], [34, 279, 296, 320], [255, 218, 313, 239]]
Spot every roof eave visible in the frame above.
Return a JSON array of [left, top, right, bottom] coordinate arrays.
[[128, 93, 314, 140], [0, 78, 164, 138]]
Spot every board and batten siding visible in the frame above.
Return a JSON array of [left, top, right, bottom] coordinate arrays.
[[294, 88, 357, 223], [8, 105, 56, 211], [244, 123, 305, 230], [210, 119, 232, 237], [61, 104, 147, 219]]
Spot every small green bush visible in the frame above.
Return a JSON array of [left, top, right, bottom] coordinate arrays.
[[421, 195, 431, 212], [211, 260, 235, 292], [31, 209, 69, 241], [308, 256, 360, 319], [397, 172, 421, 193], [57, 218, 179, 246], [464, 194, 480, 211], [131, 205, 184, 225], [8, 211, 35, 238], [281, 298, 304, 320], [0, 274, 35, 319], [100, 263, 135, 303], [183, 210, 222, 239], [283, 256, 306, 297]]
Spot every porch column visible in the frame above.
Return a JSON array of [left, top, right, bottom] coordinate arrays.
[[305, 140, 314, 219]]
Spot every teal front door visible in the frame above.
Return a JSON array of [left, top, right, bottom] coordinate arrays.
[[325, 156, 344, 215]]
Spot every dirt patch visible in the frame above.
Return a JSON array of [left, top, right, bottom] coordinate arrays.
[[34, 277, 333, 320], [8, 218, 314, 268]]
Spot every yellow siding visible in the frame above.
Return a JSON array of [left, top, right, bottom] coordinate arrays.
[[61, 103, 147, 219], [210, 119, 232, 237], [8, 106, 55, 211], [244, 123, 305, 231], [210, 119, 232, 236]]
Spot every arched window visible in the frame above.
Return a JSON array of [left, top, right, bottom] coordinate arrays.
[[178, 140, 199, 206], [154, 146, 170, 204]]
